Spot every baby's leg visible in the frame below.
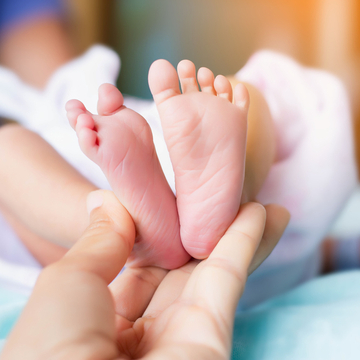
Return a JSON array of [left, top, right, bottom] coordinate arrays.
[[0, 124, 95, 249], [66, 84, 189, 269], [0, 203, 67, 266], [227, 77, 276, 202], [149, 60, 249, 259]]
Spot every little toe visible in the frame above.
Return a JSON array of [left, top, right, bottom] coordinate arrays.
[[66, 99, 88, 129], [77, 127, 98, 160], [97, 83, 124, 116], [149, 59, 181, 105], [214, 75, 233, 102], [75, 113, 97, 160], [177, 60, 199, 94], [234, 83, 250, 112], [197, 67, 216, 95], [67, 108, 86, 129], [75, 113, 95, 134], [65, 99, 86, 112]]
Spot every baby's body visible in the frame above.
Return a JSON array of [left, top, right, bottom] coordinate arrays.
[[0, 48, 356, 306]]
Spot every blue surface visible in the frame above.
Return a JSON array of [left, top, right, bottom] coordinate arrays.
[[232, 271, 360, 359], [0, 286, 28, 351], [1, 271, 360, 357]]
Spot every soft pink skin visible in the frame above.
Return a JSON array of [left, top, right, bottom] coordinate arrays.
[[149, 59, 248, 259], [66, 84, 190, 269]]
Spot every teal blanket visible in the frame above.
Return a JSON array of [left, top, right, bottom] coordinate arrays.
[[0, 288, 28, 351], [232, 271, 360, 359], [2, 271, 360, 358]]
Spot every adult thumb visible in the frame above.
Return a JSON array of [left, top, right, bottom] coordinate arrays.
[[61, 190, 135, 284]]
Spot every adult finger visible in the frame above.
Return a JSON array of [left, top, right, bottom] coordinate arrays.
[[248, 204, 290, 274], [181, 203, 266, 318], [143, 204, 289, 318], [142, 261, 198, 318], [109, 266, 168, 322], [58, 190, 135, 284]]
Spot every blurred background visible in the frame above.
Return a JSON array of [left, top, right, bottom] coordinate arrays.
[[67, 0, 360, 173]]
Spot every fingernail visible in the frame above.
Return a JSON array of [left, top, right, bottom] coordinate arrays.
[[87, 191, 104, 214]]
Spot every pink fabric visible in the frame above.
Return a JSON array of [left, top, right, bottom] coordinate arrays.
[[236, 50, 357, 266]]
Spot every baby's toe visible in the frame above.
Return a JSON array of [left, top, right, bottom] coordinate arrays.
[[198, 67, 216, 95], [214, 75, 233, 102], [77, 126, 98, 160], [75, 113, 98, 160], [149, 59, 181, 105], [75, 113, 95, 133], [177, 60, 199, 94], [66, 99, 87, 129], [67, 108, 86, 129], [234, 83, 250, 111], [65, 99, 86, 112]]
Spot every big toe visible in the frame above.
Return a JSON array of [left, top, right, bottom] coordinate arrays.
[[148, 59, 181, 105], [97, 83, 124, 115]]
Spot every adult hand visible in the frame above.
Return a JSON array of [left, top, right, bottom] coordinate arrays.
[[2, 190, 289, 360]]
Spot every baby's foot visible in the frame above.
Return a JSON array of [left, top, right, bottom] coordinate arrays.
[[149, 60, 249, 259], [66, 84, 190, 269]]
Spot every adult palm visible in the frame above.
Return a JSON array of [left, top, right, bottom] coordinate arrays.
[[2, 191, 289, 360]]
